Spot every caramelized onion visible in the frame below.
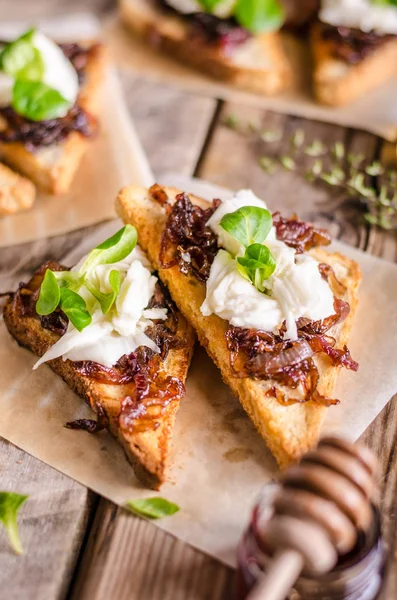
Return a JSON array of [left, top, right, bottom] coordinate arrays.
[[159, 191, 220, 282], [319, 263, 347, 296], [226, 295, 357, 405], [65, 403, 109, 433], [119, 350, 185, 433], [246, 340, 314, 376], [272, 212, 331, 253]]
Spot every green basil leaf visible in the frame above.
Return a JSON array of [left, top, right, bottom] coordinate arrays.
[[0, 29, 44, 80], [0, 492, 28, 555], [12, 80, 70, 122], [237, 243, 276, 289], [80, 225, 138, 275], [220, 206, 273, 248], [127, 498, 180, 519], [371, 0, 397, 5], [197, 0, 224, 10], [36, 269, 61, 315], [53, 271, 85, 291], [59, 288, 92, 332], [86, 269, 122, 314], [235, 0, 284, 33]]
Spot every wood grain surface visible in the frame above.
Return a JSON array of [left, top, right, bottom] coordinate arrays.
[[1, 1, 397, 599]]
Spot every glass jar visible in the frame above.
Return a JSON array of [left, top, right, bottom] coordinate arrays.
[[237, 484, 385, 600]]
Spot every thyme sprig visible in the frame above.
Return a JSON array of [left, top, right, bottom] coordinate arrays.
[[223, 113, 397, 230]]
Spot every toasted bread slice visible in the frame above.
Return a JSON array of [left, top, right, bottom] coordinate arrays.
[[0, 44, 106, 195], [116, 185, 361, 467], [3, 262, 196, 489], [311, 22, 397, 106], [120, 0, 292, 96], [0, 162, 36, 216]]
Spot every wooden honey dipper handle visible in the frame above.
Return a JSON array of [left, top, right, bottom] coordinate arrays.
[[247, 437, 379, 600]]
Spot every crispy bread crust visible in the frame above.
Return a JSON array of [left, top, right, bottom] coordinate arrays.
[[120, 0, 292, 96], [0, 162, 36, 216], [116, 185, 362, 467], [0, 44, 107, 195], [311, 22, 397, 106], [3, 266, 196, 490]]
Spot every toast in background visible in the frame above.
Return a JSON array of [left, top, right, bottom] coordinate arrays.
[[116, 185, 361, 468], [0, 44, 106, 195], [3, 260, 196, 490], [0, 162, 36, 216], [120, 0, 292, 96], [311, 22, 397, 106]]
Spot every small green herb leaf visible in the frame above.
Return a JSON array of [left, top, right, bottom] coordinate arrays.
[[53, 271, 85, 291], [0, 492, 28, 555], [235, 0, 285, 33], [86, 269, 122, 315], [81, 225, 137, 275], [0, 29, 44, 80], [12, 80, 70, 121], [36, 269, 61, 316], [237, 243, 276, 290], [59, 288, 92, 332], [220, 206, 273, 249], [197, 0, 224, 11], [127, 498, 180, 519]]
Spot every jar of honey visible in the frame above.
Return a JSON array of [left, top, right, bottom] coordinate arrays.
[[237, 483, 385, 600]]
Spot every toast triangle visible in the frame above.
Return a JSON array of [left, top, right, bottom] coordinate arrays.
[[3, 259, 195, 490], [116, 184, 361, 467]]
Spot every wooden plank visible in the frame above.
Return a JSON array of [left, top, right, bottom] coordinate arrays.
[[120, 71, 218, 179], [0, 75, 218, 600], [70, 501, 234, 600]]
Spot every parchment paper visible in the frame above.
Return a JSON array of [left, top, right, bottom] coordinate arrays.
[[1, 176, 397, 568], [0, 14, 154, 248], [104, 9, 397, 141]]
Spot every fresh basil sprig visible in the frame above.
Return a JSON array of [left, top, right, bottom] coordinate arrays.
[[0, 28, 44, 81], [85, 269, 122, 315], [0, 492, 28, 555], [0, 28, 73, 122], [220, 205, 273, 248], [127, 497, 180, 519], [197, 0, 284, 33], [235, 0, 285, 33], [59, 288, 92, 332], [221, 205, 276, 290], [36, 269, 60, 316], [12, 80, 70, 122], [197, 0, 223, 10], [80, 226, 138, 275], [237, 243, 276, 290], [36, 225, 138, 331]]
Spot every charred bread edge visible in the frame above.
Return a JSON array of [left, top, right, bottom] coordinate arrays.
[[0, 44, 107, 194], [120, 0, 292, 96], [116, 184, 362, 468], [3, 270, 196, 490]]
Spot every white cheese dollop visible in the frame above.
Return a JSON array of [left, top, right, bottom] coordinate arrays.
[[201, 190, 335, 340], [320, 0, 397, 36], [201, 249, 283, 331], [34, 247, 167, 370]]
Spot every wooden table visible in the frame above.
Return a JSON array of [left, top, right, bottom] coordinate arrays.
[[1, 1, 397, 598]]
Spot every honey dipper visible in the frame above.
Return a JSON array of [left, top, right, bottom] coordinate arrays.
[[247, 437, 379, 600]]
